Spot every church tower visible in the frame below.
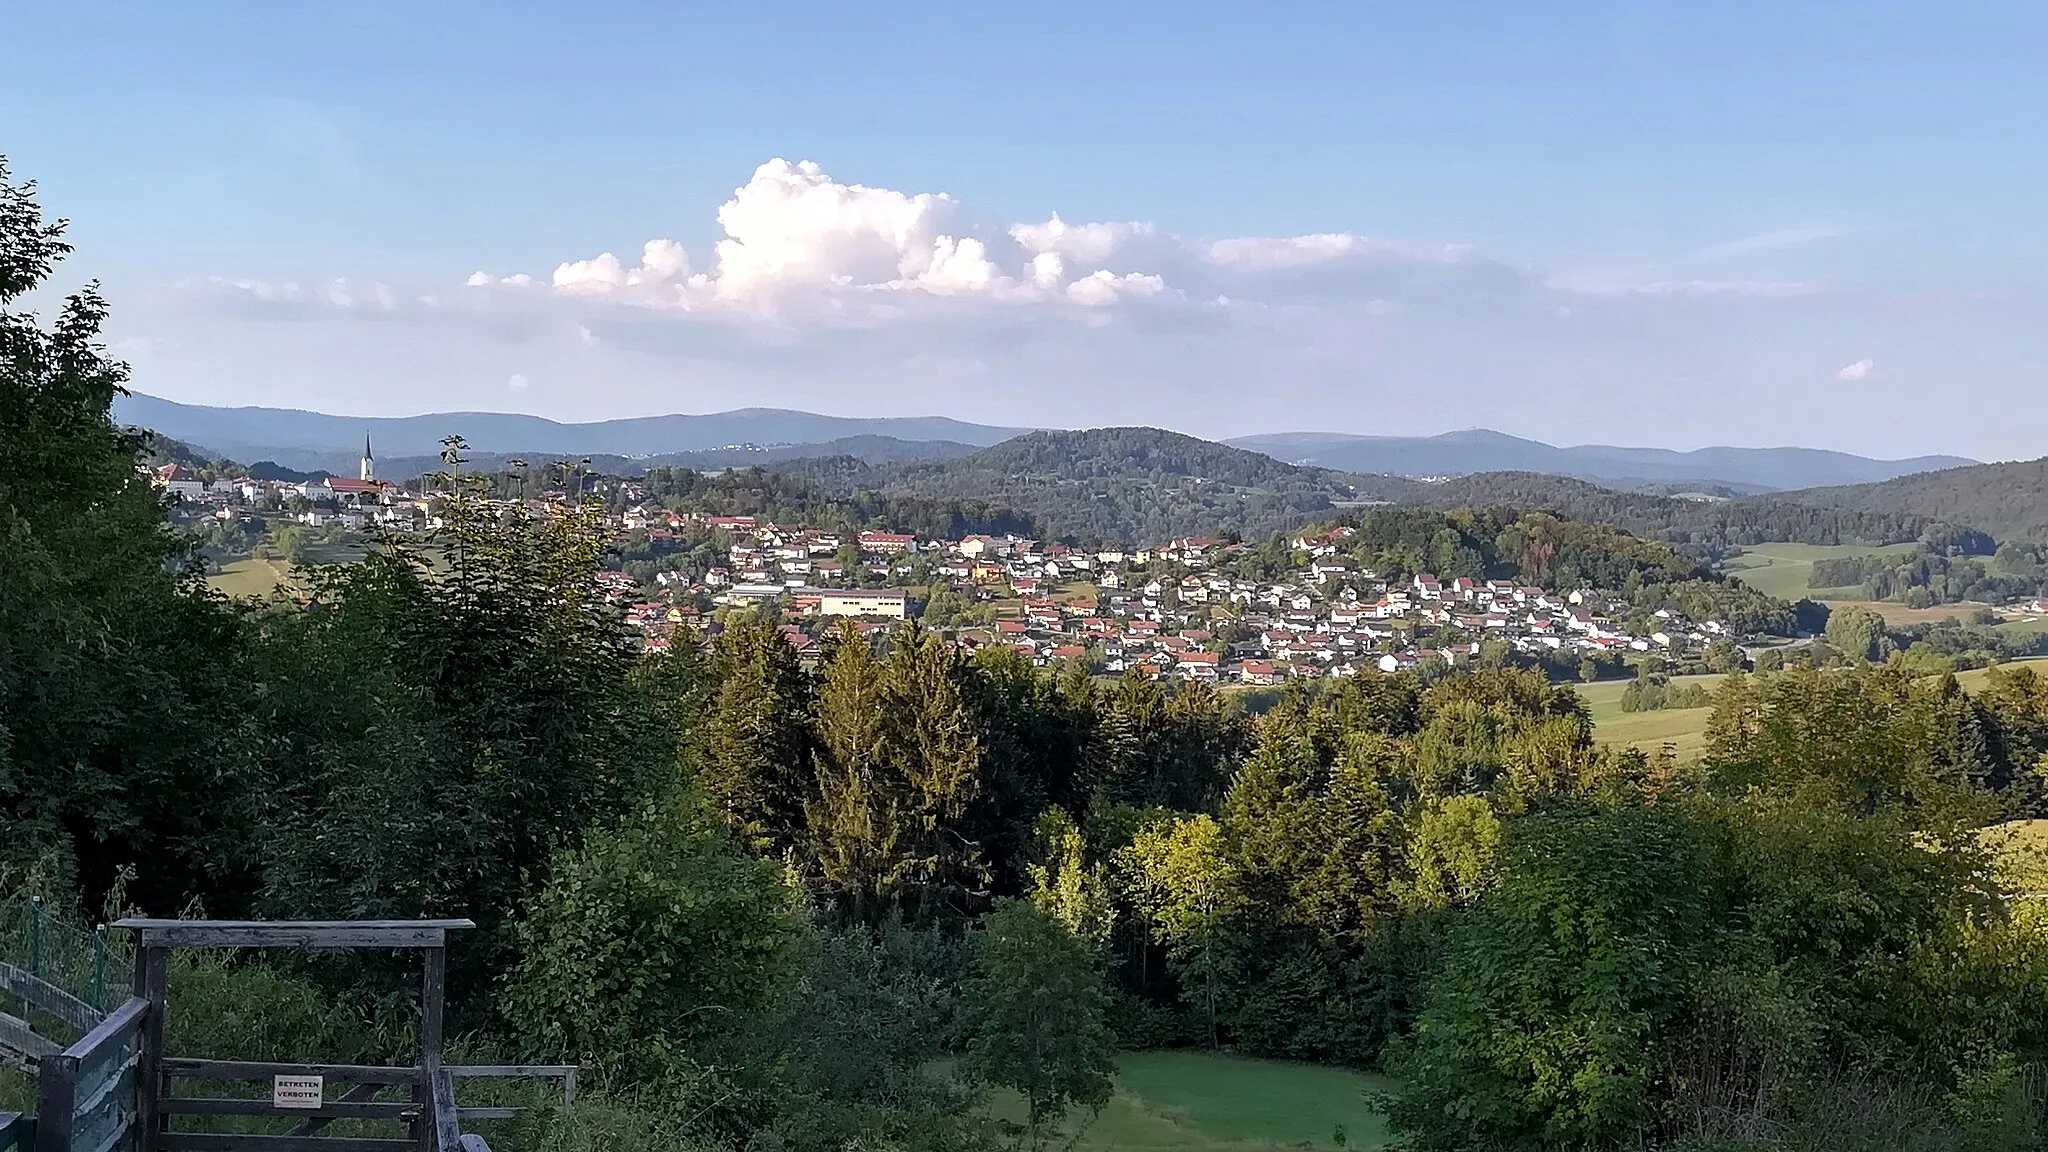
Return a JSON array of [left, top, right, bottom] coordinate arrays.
[[360, 433, 375, 482]]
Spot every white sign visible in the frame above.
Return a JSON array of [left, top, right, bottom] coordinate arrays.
[[273, 1075, 324, 1110]]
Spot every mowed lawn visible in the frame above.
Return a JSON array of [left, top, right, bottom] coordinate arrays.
[[994, 1051, 1398, 1152], [1720, 542, 1922, 602]]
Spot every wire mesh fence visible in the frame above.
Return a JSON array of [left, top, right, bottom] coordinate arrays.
[[1, 897, 131, 1016]]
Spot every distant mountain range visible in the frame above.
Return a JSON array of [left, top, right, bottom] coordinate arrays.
[[120, 393, 1983, 497], [1228, 429, 1977, 492], [112, 393, 1022, 473]]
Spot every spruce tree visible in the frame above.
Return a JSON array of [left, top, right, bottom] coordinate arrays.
[[807, 621, 908, 922], [697, 609, 814, 855], [880, 620, 988, 922]]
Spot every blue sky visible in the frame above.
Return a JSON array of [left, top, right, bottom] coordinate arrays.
[[5, 1, 2044, 457]]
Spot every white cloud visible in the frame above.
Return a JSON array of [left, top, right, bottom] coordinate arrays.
[[203, 276, 401, 312], [463, 159, 1497, 316], [507, 372, 530, 390], [1009, 216, 1159, 264], [1835, 358, 1874, 381], [708, 158, 998, 301], [551, 239, 693, 295], [1204, 233, 1467, 272], [1065, 270, 1167, 306]]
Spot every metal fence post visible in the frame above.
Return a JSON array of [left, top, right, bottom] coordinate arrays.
[[91, 926, 107, 1010], [26, 899, 41, 979]]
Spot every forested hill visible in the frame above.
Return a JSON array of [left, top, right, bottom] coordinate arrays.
[[1408, 471, 1955, 553], [752, 433, 1998, 550], [786, 427, 1424, 543], [1754, 457, 2048, 542]]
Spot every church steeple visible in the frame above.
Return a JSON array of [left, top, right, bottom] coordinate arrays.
[[360, 433, 375, 482]]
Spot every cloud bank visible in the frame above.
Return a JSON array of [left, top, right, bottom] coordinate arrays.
[[460, 158, 1496, 316]]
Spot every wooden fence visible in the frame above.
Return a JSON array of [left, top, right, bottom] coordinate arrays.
[[5, 919, 576, 1152], [33, 997, 147, 1152]]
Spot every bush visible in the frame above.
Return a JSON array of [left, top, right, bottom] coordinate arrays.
[[506, 793, 806, 1089]]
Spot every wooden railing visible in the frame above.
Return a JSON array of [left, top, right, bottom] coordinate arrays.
[[13, 919, 571, 1152], [153, 1059, 576, 1152], [32, 996, 147, 1152]]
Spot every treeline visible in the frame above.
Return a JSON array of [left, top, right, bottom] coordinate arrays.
[[1815, 605, 2048, 670], [1813, 544, 2048, 606], [1408, 471, 1958, 552]]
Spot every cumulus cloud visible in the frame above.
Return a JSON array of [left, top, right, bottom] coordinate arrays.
[[1835, 358, 1874, 381], [507, 372, 530, 390], [552, 239, 692, 295], [459, 158, 1511, 317]]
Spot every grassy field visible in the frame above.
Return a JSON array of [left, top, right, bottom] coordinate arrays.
[[995, 1051, 1397, 1152], [208, 556, 296, 598], [1579, 674, 1726, 761], [1580, 660, 2048, 762], [1999, 614, 2048, 638], [1720, 542, 1921, 602], [205, 537, 377, 599]]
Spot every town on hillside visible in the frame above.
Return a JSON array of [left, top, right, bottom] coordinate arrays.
[[155, 453, 1776, 685]]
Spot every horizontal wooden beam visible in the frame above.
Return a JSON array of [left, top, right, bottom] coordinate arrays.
[[163, 1097, 419, 1121], [62, 996, 147, 1063], [159, 1135, 416, 1152], [111, 920, 475, 950], [165, 1059, 424, 1085], [0, 962, 102, 1032], [0, 1011, 59, 1061]]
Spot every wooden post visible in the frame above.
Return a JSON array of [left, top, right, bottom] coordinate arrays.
[[133, 947, 168, 1152], [33, 1052, 75, 1152], [418, 947, 447, 1151]]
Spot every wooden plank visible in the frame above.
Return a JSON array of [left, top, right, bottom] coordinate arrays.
[[430, 1071, 462, 1152], [0, 963, 103, 1032], [442, 1067, 575, 1079], [457, 1137, 489, 1152], [158, 1136, 417, 1152], [62, 998, 146, 1064], [111, 921, 474, 950], [0, 1011, 60, 1061], [287, 1081, 388, 1138], [0, 1114, 34, 1152], [69, 1082, 133, 1152], [74, 1055, 135, 1127], [163, 1060, 424, 1086], [162, 1098, 418, 1122]]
